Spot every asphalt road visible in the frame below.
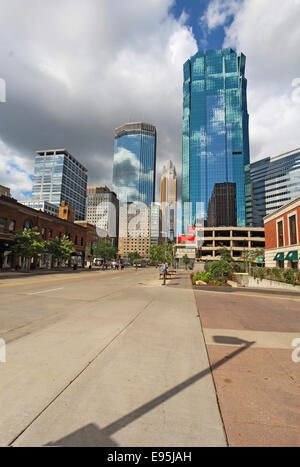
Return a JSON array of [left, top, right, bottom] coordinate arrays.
[[0, 268, 226, 447]]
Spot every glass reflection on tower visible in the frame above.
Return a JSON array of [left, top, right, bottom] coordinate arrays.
[[112, 123, 157, 205], [182, 48, 250, 232]]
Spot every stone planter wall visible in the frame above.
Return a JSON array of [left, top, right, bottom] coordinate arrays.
[[233, 274, 300, 292]]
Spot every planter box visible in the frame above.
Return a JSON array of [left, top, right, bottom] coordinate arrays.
[[233, 274, 300, 291]]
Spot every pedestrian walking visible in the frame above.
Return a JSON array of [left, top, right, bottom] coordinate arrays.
[[161, 262, 167, 286]]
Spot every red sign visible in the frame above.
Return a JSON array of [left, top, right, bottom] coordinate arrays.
[[178, 235, 195, 243]]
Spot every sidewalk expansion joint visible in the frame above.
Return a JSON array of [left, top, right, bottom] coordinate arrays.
[[7, 304, 150, 447]]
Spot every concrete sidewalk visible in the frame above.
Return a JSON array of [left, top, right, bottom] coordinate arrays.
[[194, 286, 300, 447], [0, 269, 227, 447]]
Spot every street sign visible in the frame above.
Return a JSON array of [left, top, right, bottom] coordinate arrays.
[[258, 257, 264, 263]]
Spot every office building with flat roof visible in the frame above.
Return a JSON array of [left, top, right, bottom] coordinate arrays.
[[247, 148, 300, 227], [86, 186, 119, 246], [207, 182, 237, 227], [32, 149, 88, 221], [20, 200, 59, 217]]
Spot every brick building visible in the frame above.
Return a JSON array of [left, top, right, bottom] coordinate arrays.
[[264, 196, 300, 270], [0, 185, 11, 197], [0, 195, 88, 270], [75, 221, 109, 262]]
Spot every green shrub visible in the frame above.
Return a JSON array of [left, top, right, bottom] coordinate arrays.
[[265, 268, 272, 278], [193, 272, 212, 284], [271, 267, 282, 281], [252, 267, 266, 280], [256, 268, 266, 280], [251, 266, 299, 285], [214, 280, 224, 286], [208, 260, 234, 282], [204, 261, 214, 273], [283, 269, 296, 285], [233, 262, 242, 272]]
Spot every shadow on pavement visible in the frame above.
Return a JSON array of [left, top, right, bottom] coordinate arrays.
[[44, 338, 255, 447], [46, 423, 118, 447]]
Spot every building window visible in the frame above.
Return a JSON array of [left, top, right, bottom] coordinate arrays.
[[289, 261, 298, 270], [75, 236, 78, 245], [0, 218, 6, 233], [277, 260, 284, 269], [81, 237, 84, 246], [8, 220, 16, 233], [277, 221, 284, 247], [289, 215, 297, 245], [23, 219, 33, 230]]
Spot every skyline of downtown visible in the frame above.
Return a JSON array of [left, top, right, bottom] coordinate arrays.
[[1, 0, 300, 203]]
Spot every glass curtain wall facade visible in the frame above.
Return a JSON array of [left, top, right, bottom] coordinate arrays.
[[112, 123, 156, 205], [248, 148, 300, 227], [32, 149, 88, 221], [182, 48, 250, 232]]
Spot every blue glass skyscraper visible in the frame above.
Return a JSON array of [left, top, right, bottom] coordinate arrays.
[[182, 48, 250, 232], [247, 148, 300, 227], [112, 123, 156, 205], [32, 149, 88, 221]]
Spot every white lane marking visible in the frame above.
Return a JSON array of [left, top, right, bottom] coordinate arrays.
[[27, 288, 64, 295]]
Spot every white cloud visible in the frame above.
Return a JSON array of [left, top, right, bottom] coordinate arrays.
[[0, 0, 197, 199], [0, 139, 33, 199], [201, 0, 241, 31], [219, 0, 300, 160]]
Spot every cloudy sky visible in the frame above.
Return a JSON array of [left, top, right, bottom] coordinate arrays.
[[0, 0, 300, 201]]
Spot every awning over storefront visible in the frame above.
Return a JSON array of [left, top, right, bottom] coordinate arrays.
[[72, 251, 84, 257], [273, 252, 285, 261], [285, 251, 299, 261]]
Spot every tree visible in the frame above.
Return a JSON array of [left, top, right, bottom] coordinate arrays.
[[183, 255, 191, 270], [128, 251, 142, 264], [163, 243, 175, 266], [93, 243, 118, 263], [46, 236, 75, 267], [150, 243, 175, 266], [150, 244, 162, 266], [209, 260, 234, 283], [13, 228, 44, 271], [218, 247, 234, 263], [242, 248, 265, 272]]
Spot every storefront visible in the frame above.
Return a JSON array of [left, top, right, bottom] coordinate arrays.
[[0, 196, 89, 271], [264, 196, 300, 270], [0, 239, 14, 270]]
